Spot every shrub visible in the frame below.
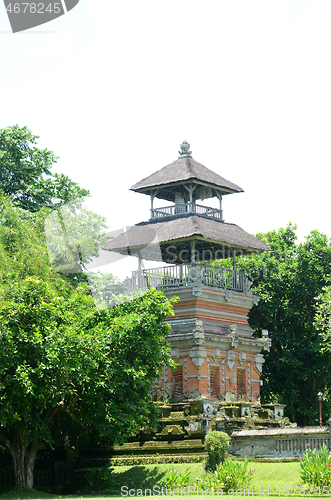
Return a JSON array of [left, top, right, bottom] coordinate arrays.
[[214, 458, 253, 491], [300, 444, 331, 487], [86, 466, 117, 492], [204, 431, 230, 471], [195, 470, 223, 491], [161, 467, 191, 489], [195, 458, 253, 493]]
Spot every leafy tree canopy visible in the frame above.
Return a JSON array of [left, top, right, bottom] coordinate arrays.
[[0, 195, 62, 293], [0, 196, 176, 490], [0, 190, 112, 294], [0, 278, 175, 490], [315, 286, 331, 345], [0, 125, 89, 212]]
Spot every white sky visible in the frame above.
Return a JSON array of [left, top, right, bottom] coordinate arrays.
[[1, 0, 331, 279]]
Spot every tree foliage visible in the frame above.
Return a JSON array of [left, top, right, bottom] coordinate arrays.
[[0, 195, 61, 289], [225, 224, 331, 426], [0, 278, 175, 489], [0, 196, 175, 490], [0, 125, 89, 212]]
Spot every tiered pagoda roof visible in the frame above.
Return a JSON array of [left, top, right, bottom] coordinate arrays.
[[105, 141, 270, 263], [105, 215, 269, 262], [131, 155, 243, 202]]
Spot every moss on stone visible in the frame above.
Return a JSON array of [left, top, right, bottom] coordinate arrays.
[[160, 425, 185, 436], [189, 400, 203, 415]]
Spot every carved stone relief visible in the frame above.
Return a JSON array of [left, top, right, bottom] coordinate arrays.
[[227, 350, 236, 370]]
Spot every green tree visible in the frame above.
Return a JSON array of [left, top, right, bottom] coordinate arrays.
[[0, 190, 110, 294], [0, 195, 61, 290], [315, 286, 331, 340], [223, 224, 331, 425], [0, 278, 175, 490], [313, 285, 331, 409], [0, 125, 89, 212]]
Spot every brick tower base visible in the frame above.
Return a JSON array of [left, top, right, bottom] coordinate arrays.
[[153, 285, 271, 402]]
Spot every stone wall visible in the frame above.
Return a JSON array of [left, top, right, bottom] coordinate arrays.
[[231, 426, 331, 458]]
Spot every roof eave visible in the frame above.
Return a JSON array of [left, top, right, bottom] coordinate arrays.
[[130, 178, 244, 196]]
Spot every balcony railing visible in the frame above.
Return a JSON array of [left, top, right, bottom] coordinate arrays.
[[129, 264, 248, 293], [151, 203, 223, 220]]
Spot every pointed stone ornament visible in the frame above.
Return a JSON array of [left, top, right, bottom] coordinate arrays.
[[190, 345, 207, 367], [178, 140, 192, 158]]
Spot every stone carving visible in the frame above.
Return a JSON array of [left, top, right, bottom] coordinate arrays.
[[184, 421, 202, 433], [213, 348, 221, 362], [253, 295, 260, 306], [189, 346, 207, 367], [171, 348, 180, 360], [254, 353, 265, 372], [243, 279, 253, 294], [274, 406, 284, 420], [230, 325, 239, 348], [239, 352, 246, 363], [203, 403, 214, 415], [261, 330, 272, 352], [227, 350, 236, 370], [241, 406, 251, 417], [189, 268, 203, 296], [184, 357, 188, 394], [178, 140, 192, 157], [192, 284, 202, 296], [225, 391, 237, 402], [225, 289, 232, 302], [193, 320, 205, 345]]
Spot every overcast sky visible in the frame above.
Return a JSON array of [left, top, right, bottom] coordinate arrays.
[[1, 0, 331, 278]]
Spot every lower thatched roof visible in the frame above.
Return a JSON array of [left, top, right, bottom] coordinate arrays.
[[104, 214, 270, 263]]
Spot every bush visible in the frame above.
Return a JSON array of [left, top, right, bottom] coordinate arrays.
[[300, 444, 331, 487], [204, 431, 230, 471], [214, 458, 253, 491], [161, 467, 191, 489], [195, 458, 253, 493], [86, 466, 117, 492]]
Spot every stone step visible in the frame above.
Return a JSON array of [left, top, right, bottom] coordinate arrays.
[[109, 453, 207, 466], [112, 438, 204, 455]]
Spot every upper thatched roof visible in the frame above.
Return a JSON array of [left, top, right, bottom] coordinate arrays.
[[104, 214, 270, 263], [131, 156, 244, 203]]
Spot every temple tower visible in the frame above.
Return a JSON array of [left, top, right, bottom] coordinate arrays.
[[106, 141, 271, 403]]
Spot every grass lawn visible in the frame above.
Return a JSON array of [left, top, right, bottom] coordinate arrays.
[[0, 461, 330, 500]]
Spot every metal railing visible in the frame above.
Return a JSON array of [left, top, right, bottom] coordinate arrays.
[[151, 203, 223, 220], [129, 264, 246, 292]]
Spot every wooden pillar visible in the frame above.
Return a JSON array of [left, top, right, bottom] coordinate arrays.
[[191, 240, 196, 264], [233, 249, 236, 289], [215, 192, 223, 219], [150, 193, 154, 218], [179, 264, 183, 284], [137, 250, 143, 271], [184, 183, 197, 213]]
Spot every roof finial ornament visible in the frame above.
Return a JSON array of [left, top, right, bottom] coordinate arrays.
[[178, 140, 192, 158]]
